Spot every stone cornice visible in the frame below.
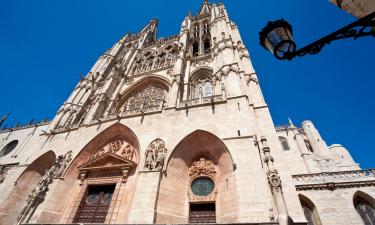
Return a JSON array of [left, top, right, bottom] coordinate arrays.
[[293, 169, 375, 191], [295, 180, 375, 191]]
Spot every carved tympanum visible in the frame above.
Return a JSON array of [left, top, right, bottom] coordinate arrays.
[[189, 157, 216, 178], [144, 139, 167, 171], [87, 139, 136, 162], [78, 138, 137, 185]]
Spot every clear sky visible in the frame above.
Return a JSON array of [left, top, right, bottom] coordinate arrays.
[[0, 0, 374, 168]]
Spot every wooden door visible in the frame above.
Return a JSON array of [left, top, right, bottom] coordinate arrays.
[[189, 203, 216, 223], [74, 184, 115, 223]]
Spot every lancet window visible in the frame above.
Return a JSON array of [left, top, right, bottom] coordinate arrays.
[[279, 137, 290, 151], [132, 45, 178, 75], [190, 20, 211, 56], [299, 196, 322, 225], [355, 197, 375, 225], [193, 77, 213, 99]]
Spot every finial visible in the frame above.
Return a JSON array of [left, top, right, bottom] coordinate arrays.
[[288, 117, 296, 128], [0, 112, 11, 127]]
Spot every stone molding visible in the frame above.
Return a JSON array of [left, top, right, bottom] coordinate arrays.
[[293, 169, 375, 191]]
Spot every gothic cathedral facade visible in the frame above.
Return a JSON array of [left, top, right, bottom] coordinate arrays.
[[0, 1, 374, 225]]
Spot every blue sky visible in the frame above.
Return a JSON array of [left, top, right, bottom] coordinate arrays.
[[0, 0, 374, 168]]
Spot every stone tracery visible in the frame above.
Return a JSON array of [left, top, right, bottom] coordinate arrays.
[[116, 83, 168, 113]]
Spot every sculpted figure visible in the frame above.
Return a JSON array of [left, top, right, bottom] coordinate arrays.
[[144, 139, 167, 171], [55, 151, 73, 178]]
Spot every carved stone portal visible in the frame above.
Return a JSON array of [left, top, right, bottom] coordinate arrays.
[[144, 138, 167, 171], [78, 138, 137, 184]]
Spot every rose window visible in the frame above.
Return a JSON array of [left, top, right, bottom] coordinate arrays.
[[191, 177, 214, 196]]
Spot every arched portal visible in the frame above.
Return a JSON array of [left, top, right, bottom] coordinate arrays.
[[155, 130, 236, 224], [0, 150, 56, 225], [38, 123, 141, 224]]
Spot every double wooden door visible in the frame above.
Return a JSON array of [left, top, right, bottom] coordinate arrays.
[[74, 184, 115, 223], [189, 203, 216, 223]]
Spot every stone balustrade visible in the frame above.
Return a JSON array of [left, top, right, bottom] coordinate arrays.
[[0, 120, 50, 134], [179, 95, 225, 108]]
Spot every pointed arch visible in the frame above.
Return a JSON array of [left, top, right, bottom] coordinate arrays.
[[298, 194, 322, 225], [189, 68, 214, 99], [0, 150, 56, 225], [115, 75, 170, 112], [156, 130, 236, 224], [40, 123, 141, 224], [66, 123, 140, 175], [353, 191, 375, 225], [165, 129, 234, 170]]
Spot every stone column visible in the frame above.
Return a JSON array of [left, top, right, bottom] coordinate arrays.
[[260, 136, 289, 225]]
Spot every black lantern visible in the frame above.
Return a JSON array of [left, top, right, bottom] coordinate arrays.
[[259, 12, 375, 61], [259, 19, 296, 60]]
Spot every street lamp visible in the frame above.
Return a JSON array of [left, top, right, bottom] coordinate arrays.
[[259, 11, 375, 60]]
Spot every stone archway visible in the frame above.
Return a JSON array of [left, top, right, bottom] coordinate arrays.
[[0, 150, 56, 225], [34, 123, 141, 224], [155, 130, 236, 224]]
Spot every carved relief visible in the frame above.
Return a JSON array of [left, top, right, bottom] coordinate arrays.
[[189, 157, 216, 178], [55, 151, 73, 178], [0, 165, 10, 183], [87, 139, 136, 162], [188, 157, 217, 202], [78, 138, 137, 185], [144, 139, 167, 171], [18, 155, 65, 224]]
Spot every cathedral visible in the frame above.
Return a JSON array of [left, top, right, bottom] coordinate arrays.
[[0, 1, 374, 225]]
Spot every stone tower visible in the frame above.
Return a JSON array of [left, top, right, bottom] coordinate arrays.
[[0, 1, 374, 225]]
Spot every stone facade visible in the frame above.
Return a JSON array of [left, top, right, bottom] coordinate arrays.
[[329, 0, 375, 18], [0, 1, 374, 225]]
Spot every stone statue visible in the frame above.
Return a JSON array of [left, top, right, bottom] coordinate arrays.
[[17, 155, 65, 224], [55, 151, 73, 178], [144, 139, 167, 171], [0, 165, 7, 183]]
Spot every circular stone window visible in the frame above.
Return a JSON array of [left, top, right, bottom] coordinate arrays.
[[191, 177, 215, 196], [0, 140, 18, 157]]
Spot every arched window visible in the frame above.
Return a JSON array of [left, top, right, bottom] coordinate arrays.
[[354, 196, 375, 225], [192, 42, 199, 56], [305, 140, 314, 152], [125, 84, 168, 111], [194, 26, 199, 37], [0, 140, 18, 157], [193, 77, 213, 99], [279, 137, 290, 151], [203, 23, 210, 34], [204, 39, 211, 53], [299, 195, 322, 225]]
